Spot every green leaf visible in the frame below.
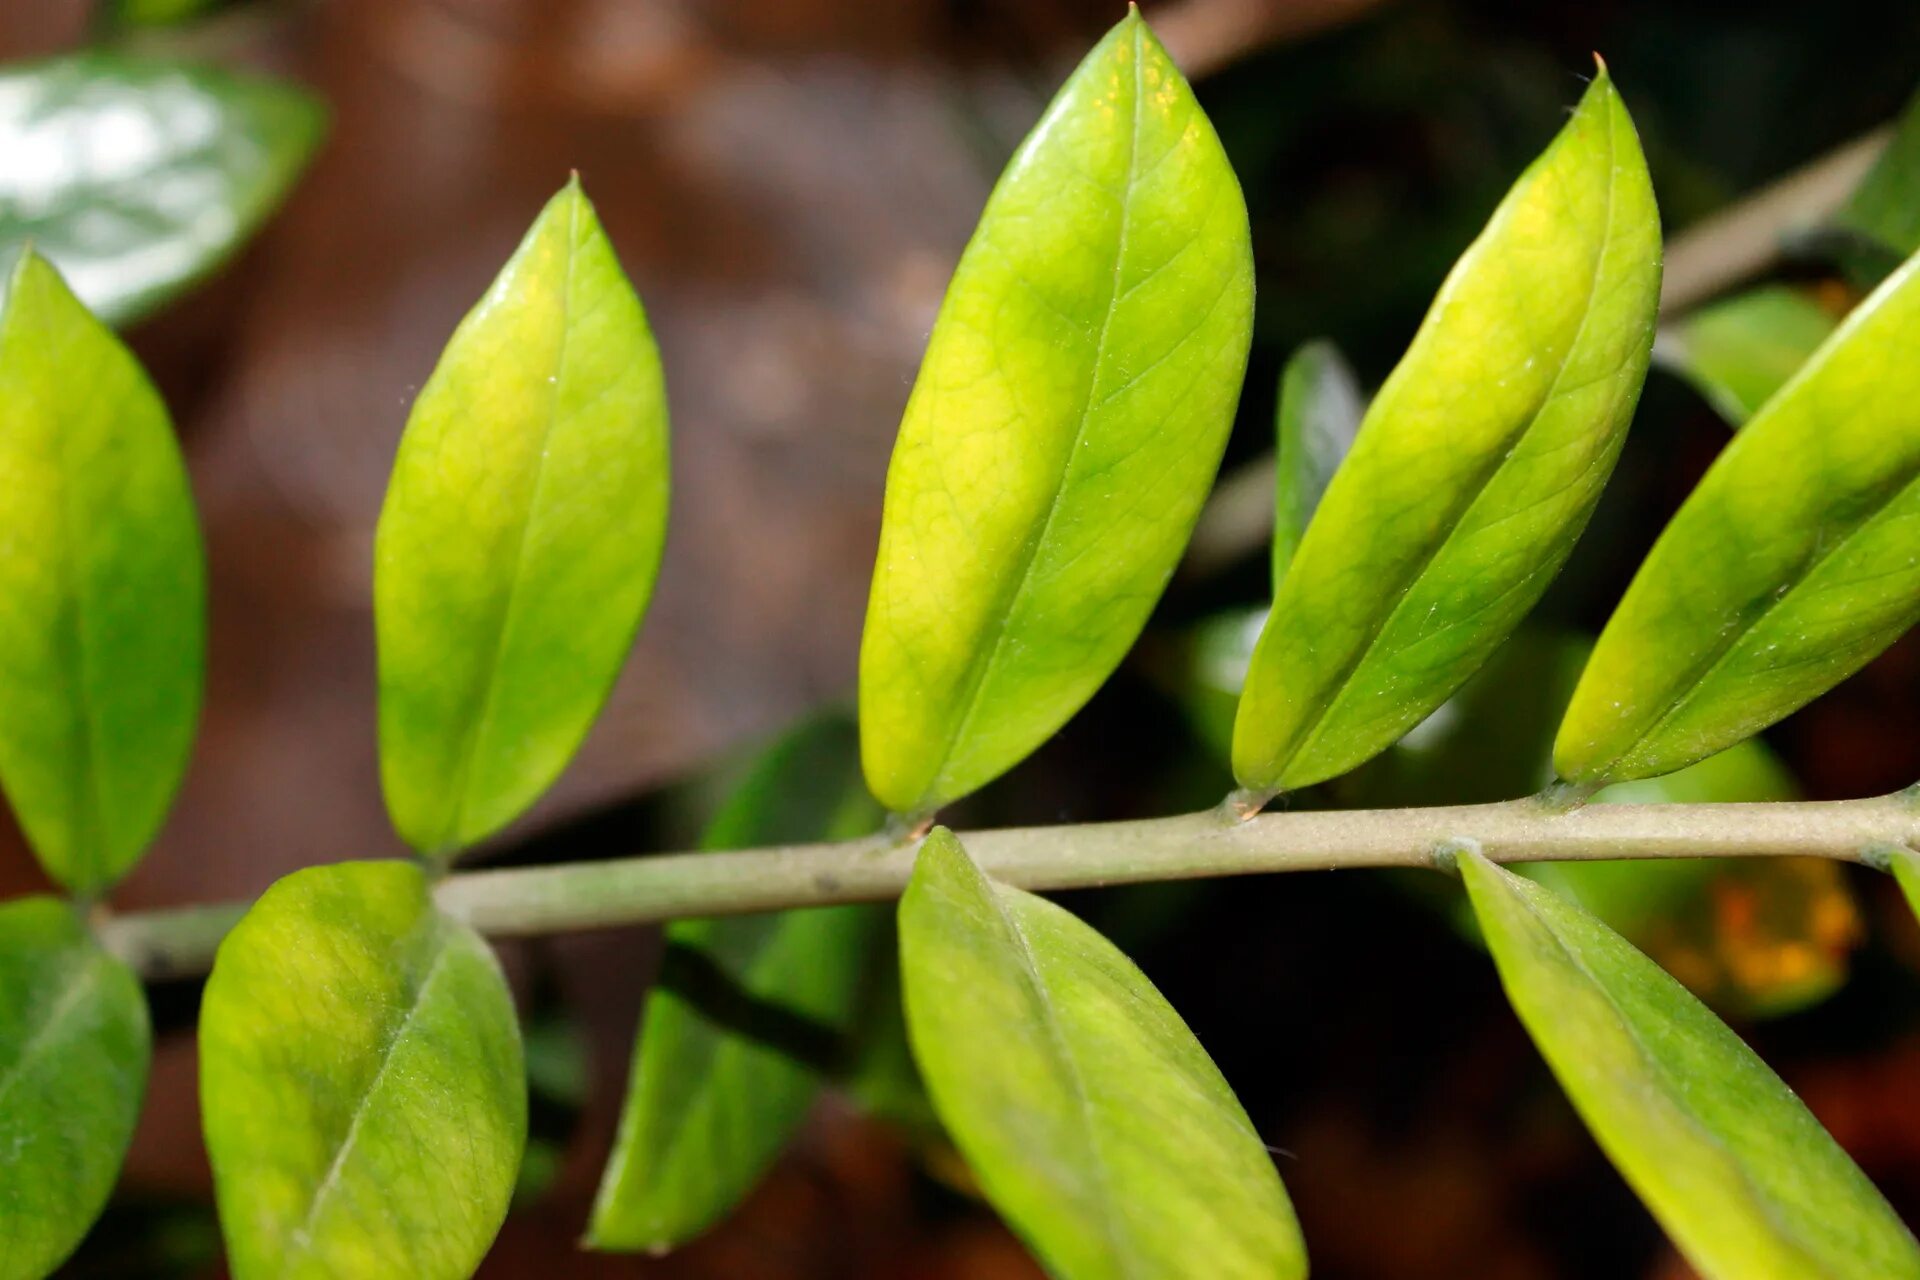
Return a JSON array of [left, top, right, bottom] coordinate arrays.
[[588, 716, 882, 1252], [1659, 285, 1837, 427], [1556, 251, 1920, 784], [0, 896, 149, 1280], [104, 0, 235, 28], [858, 11, 1254, 817], [1459, 849, 1920, 1280], [199, 861, 525, 1280], [1232, 67, 1660, 796], [1272, 339, 1364, 594], [1833, 85, 1920, 283], [0, 252, 204, 895], [0, 54, 324, 326], [376, 177, 671, 856], [899, 829, 1304, 1279], [1895, 848, 1920, 924]]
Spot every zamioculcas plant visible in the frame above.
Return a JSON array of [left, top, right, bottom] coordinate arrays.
[[2, 9, 1920, 1278]]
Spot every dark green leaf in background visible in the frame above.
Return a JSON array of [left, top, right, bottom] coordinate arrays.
[[1833, 85, 1920, 284], [199, 862, 525, 1280], [0, 897, 149, 1280], [0, 251, 204, 895], [1557, 250, 1920, 785], [0, 54, 324, 326], [858, 10, 1255, 818], [899, 829, 1305, 1279], [1658, 285, 1837, 427], [589, 717, 882, 1253], [1271, 339, 1364, 593], [376, 177, 671, 857], [1461, 849, 1920, 1279], [1232, 67, 1661, 796], [103, 0, 236, 30]]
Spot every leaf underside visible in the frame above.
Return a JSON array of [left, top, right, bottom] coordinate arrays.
[[1462, 850, 1920, 1280], [0, 897, 150, 1280], [589, 716, 882, 1252], [899, 829, 1306, 1280], [200, 861, 525, 1280]]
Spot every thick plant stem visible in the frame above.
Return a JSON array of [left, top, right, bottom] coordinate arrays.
[[98, 792, 1919, 981]]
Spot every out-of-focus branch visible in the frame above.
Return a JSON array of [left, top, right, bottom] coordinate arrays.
[[1660, 126, 1890, 313], [1150, 0, 1393, 80]]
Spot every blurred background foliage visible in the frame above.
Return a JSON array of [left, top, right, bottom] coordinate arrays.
[[2, 0, 1919, 1276]]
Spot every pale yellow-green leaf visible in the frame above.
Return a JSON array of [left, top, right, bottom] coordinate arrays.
[[1557, 250, 1920, 784], [1462, 849, 1920, 1280], [0, 251, 204, 894], [859, 11, 1254, 816], [899, 829, 1305, 1279], [199, 862, 525, 1280], [376, 177, 670, 855], [1232, 68, 1659, 795]]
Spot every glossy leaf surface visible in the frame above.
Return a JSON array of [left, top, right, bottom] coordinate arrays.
[[377, 178, 670, 855], [899, 829, 1304, 1279], [0, 54, 323, 326], [200, 862, 525, 1280], [589, 717, 881, 1252], [1272, 339, 1364, 593], [1233, 69, 1660, 795], [0, 252, 204, 894], [0, 897, 149, 1280], [1461, 850, 1920, 1279], [1661, 285, 1836, 426], [859, 11, 1254, 816], [1557, 251, 1920, 784]]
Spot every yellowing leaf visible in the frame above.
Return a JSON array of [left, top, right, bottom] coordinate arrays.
[[199, 862, 525, 1280], [1461, 849, 1920, 1280], [376, 178, 670, 855], [1557, 250, 1920, 784], [0, 251, 204, 894], [858, 11, 1254, 817], [1233, 68, 1660, 796], [899, 829, 1304, 1279]]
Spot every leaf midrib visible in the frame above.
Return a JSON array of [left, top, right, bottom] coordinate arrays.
[[0, 945, 109, 1114], [983, 881, 1139, 1280], [431, 194, 584, 851], [285, 927, 457, 1264]]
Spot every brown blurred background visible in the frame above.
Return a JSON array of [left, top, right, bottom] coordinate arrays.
[[5, 0, 1920, 1276]]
